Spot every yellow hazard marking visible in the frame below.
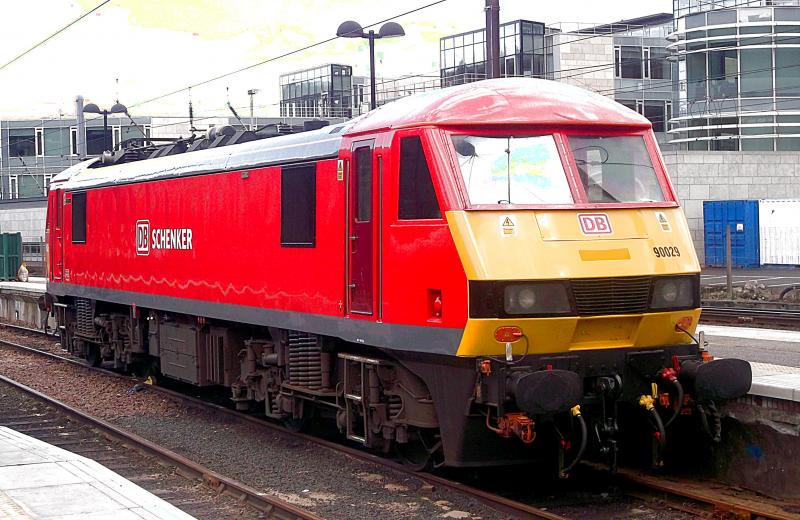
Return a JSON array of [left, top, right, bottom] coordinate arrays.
[[144, 376, 154, 385]]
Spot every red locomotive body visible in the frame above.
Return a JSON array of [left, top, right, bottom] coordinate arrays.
[[47, 79, 750, 471]]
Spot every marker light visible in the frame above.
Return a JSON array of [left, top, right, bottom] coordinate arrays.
[[494, 326, 523, 343], [675, 316, 693, 331]]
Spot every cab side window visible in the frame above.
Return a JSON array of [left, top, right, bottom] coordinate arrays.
[[398, 136, 441, 220]]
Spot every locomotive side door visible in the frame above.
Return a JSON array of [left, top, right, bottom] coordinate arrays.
[[347, 141, 376, 315], [49, 189, 64, 281]]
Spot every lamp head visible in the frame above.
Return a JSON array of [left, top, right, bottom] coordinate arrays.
[[337, 20, 364, 38], [110, 102, 127, 114], [83, 103, 101, 114], [378, 22, 405, 38]]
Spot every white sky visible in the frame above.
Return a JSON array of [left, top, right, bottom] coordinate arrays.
[[0, 0, 671, 120]]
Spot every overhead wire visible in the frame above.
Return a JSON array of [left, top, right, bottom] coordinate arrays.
[[0, 0, 111, 72], [128, 0, 451, 110]]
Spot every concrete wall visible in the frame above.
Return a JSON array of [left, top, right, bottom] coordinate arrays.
[[662, 150, 800, 263], [0, 285, 53, 330], [0, 198, 47, 243], [551, 34, 614, 95]]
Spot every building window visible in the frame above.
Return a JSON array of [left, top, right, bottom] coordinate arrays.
[[35, 128, 44, 157], [86, 128, 111, 155], [687, 52, 707, 102], [8, 129, 35, 157], [740, 48, 773, 98], [619, 46, 643, 79], [112, 126, 121, 150], [643, 102, 667, 133], [72, 192, 87, 244], [708, 49, 738, 99], [8, 175, 18, 199], [776, 48, 800, 98], [43, 174, 53, 194], [398, 136, 441, 220], [280, 164, 316, 247], [643, 47, 651, 79], [649, 47, 670, 80], [70, 127, 78, 155], [43, 128, 67, 157]]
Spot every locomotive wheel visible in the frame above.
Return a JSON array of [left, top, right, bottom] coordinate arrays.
[[85, 344, 102, 367], [396, 429, 441, 471]]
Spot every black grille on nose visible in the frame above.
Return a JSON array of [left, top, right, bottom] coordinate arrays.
[[570, 276, 653, 316]]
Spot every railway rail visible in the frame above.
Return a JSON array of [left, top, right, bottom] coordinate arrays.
[[0, 325, 797, 520], [700, 303, 800, 329], [0, 373, 323, 520], [0, 329, 567, 520]]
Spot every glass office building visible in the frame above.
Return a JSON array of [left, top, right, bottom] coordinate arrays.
[[605, 14, 677, 134], [279, 64, 356, 119], [439, 20, 548, 87], [669, 1, 800, 150]]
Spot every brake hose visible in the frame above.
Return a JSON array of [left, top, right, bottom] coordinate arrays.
[[560, 405, 588, 477], [649, 406, 667, 451], [664, 378, 684, 428]]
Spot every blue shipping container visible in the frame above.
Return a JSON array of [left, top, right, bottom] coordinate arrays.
[[703, 200, 760, 268]]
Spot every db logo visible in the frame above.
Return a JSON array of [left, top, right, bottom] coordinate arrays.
[[136, 220, 150, 255], [578, 213, 612, 235]]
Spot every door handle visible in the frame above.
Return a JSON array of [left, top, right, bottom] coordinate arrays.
[[348, 283, 356, 289], [348, 235, 358, 241]]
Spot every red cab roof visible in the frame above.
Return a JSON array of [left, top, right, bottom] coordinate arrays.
[[346, 77, 650, 135]]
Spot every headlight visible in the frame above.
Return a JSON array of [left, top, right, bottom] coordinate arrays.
[[650, 276, 697, 310], [504, 283, 572, 316]]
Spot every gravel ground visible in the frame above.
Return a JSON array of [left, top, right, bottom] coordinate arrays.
[[0, 344, 510, 519], [0, 382, 262, 519], [0, 334, 696, 520]]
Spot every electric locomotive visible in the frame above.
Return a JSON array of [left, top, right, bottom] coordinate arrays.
[[45, 78, 751, 473]]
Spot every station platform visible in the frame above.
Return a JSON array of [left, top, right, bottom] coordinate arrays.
[[0, 277, 49, 330], [699, 324, 800, 402], [0, 426, 193, 519]]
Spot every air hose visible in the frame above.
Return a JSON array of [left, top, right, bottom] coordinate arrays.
[[639, 395, 667, 450], [663, 378, 684, 428], [560, 405, 588, 477], [649, 406, 667, 450]]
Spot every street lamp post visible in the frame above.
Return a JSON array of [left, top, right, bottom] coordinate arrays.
[[336, 20, 405, 110], [83, 101, 127, 152]]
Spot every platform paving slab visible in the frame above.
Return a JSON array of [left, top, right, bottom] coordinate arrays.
[[0, 426, 194, 520]]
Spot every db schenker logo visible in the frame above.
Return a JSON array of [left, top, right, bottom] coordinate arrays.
[[136, 220, 150, 256], [578, 213, 612, 235]]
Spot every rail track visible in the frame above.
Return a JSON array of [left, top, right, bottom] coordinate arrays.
[[0, 374, 323, 520], [700, 303, 800, 329], [0, 329, 567, 520], [0, 325, 797, 520], [0, 378, 309, 520]]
